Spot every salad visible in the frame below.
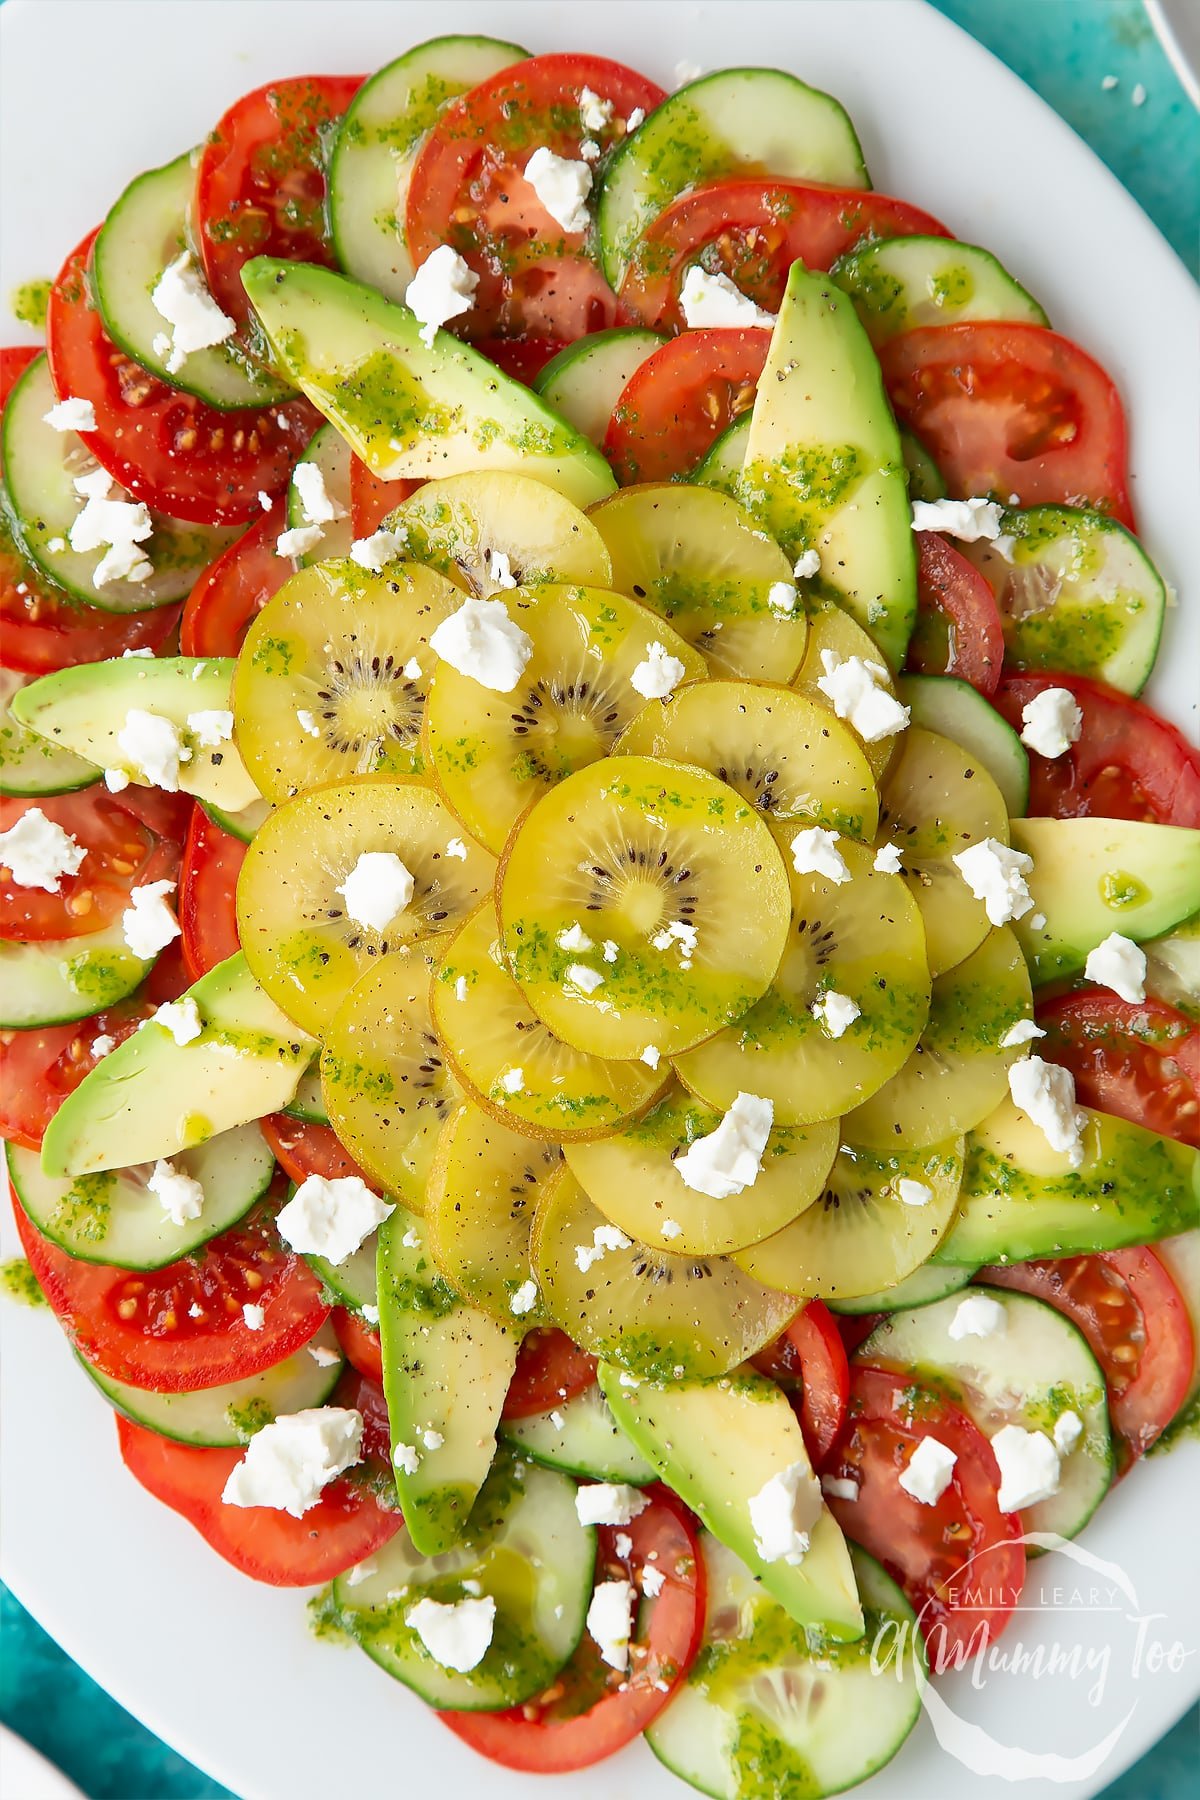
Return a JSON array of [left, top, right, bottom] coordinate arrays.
[[2, 34, 1199, 1798]]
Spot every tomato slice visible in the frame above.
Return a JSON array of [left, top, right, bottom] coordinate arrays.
[[906, 533, 1005, 695], [194, 76, 363, 335], [259, 1114, 373, 1188], [348, 458, 417, 539], [180, 501, 292, 656], [824, 1364, 1025, 1672], [0, 789, 167, 942], [0, 999, 156, 1150], [603, 328, 770, 485], [501, 1327, 597, 1420], [13, 1187, 329, 1391], [617, 180, 949, 332], [478, 336, 567, 386], [332, 1306, 383, 1385], [992, 672, 1200, 826], [407, 54, 665, 341], [46, 233, 317, 527], [752, 1300, 850, 1466], [1036, 992, 1200, 1148], [979, 1250, 1195, 1468], [179, 806, 245, 980], [880, 323, 1133, 529], [440, 1487, 704, 1772], [0, 345, 40, 416], [116, 1367, 401, 1585]]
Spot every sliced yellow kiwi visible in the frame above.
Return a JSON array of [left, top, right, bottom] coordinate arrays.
[[388, 470, 613, 596], [422, 584, 706, 854], [732, 1137, 964, 1300], [792, 603, 901, 782], [236, 778, 494, 1035], [615, 679, 878, 845], [531, 1169, 798, 1380], [320, 951, 461, 1209], [563, 1082, 838, 1256], [430, 904, 666, 1140], [234, 559, 463, 803], [498, 755, 792, 1060], [877, 726, 1009, 978], [589, 484, 808, 681], [425, 1101, 561, 1322], [675, 839, 929, 1126], [844, 926, 1033, 1150]]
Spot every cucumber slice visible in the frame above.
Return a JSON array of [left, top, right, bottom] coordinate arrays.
[[202, 795, 271, 843], [282, 1058, 329, 1126], [828, 1261, 973, 1316], [2, 356, 238, 611], [935, 1099, 1200, 1266], [968, 506, 1167, 695], [8, 1123, 273, 1269], [334, 1451, 593, 1710], [77, 1320, 343, 1444], [1008, 818, 1200, 984], [0, 667, 99, 797], [329, 34, 528, 302], [901, 429, 946, 501], [93, 151, 291, 408], [647, 1539, 923, 1800], [861, 1287, 1111, 1541], [533, 327, 664, 444], [12, 655, 259, 814], [833, 235, 1047, 345], [305, 1229, 378, 1315], [0, 920, 151, 1029], [597, 68, 869, 290], [285, 422, 353, 567], [690, 410, 749, 490], [898, 673, 1030, 816], [499, 1384, 656, 1485]]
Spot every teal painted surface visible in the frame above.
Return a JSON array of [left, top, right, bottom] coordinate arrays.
[[1, 3, 1196, 1796]]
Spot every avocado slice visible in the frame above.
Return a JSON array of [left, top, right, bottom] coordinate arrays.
[[241, 258, 617, 511], [734, 260, 915, 669], [378, 1203, 517, 1557], [41, 952, 315, 1177], [598, 1363, 863, 1641], [1009, 817, 1200, 983], [12, 656, 259, 813]]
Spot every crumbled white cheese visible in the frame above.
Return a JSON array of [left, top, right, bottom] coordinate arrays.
[[1008, 1055, 1087, 1167], [673, 60, 703, 87], [43, 395, 96, 433], [258, 490, 273, 512], [586, 1579, 637, 1671], [574, 1225, 632, 1273], [1054, 1410, 1084, 1456], [948, 1293, 1007, 1340], [897, 1179, 932, 1207], [69, 469, 154, 586], [790, 826, 851, 885], [575, 1483, 650, 1528], [0, 808, 86, 891], [122, 880, 180, 959], [500, 1066, 525, 1095], [485, 547, 517, 590], [292, 461, 345, 527], [580, 138, 601, 162], [444, 837, 468, 860], [510, 1279, 539, 1316], [429, 595, 533, 693], [898, 1435, 957, 1505], [630, 640, 687, 700], [748, 1460, 822, 1564], [349, 527, 407, 573], [46, 536, 67, 552], [122, 648, 154, 659], [360, 1304, 379, 1325], [679, 265, 776, 330], [625, 106, 646, 132], [811, 990, 861, 1039], [91, 1034, 116, 1058], [454, 976, 469, 1003], [793, 548, 821, 581], [153, 997, 203, 1046], [336, 851, 415, 933], [816, 650, 909, 743], [873, 842, 903, 874], [401, 1227, 422, 1249], [223, 1408, 362, 1517], [952, 837, 1035, 926], [183, 713, 232, 759], [602, 940, 618, 962], [151, 251, 237, 372], [405, 245, 480, 348], [407, 1594, 496, 1671], [578, 86, 615, 131], [651, 919, 698, 964], [911, 496, 1006, 542], [1020, 687, 1083, 760], [394, 1442, 421, 1475], [115, 709, 184, 791], [768, 580, 798, 615], [524, 146, 593, 234], [403, 657, 422, 680], [558, 922, 594, 952], [275, 524, 324, 560], [661, 1218, 682, 1240], [1084, 932, 1147, 1004], [276, 1173, 394, 1266], [566, 962, 605, 994], [296, 709, 321, 738], [422, 1428, 444, 1451], [344, 1558, 377, 1587], [821, 1475, 860, 1503], [991, 1423, 1061, 1511], [675, 1092, 773, 1199], [614, 1531, 633, 1559], [308, 1342, 341, 1368], [147, 1158, 204, 1226], [242, 1302, 265, 1331], [641, 1044, 661, 1069], [999, 1018, 1045, 1049], [641, 1564, 666, 1597]]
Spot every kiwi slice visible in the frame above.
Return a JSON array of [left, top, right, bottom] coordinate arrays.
[[676, 839, 930, 1126], [422, 583, 706, 855], [877, 726, 1009, 979], [563, 1082, 838, 1256], [498, 755, 792, 1061], [792, 602, 902, 783], [732, 1137, 965, 1300], [236, 778, 495, 1035], [320, 951, 461, 1210], [425, 1101, 561, 1323], [234, 559, 463, 803], [430, 903, 666, 1140], [589, 484, 808, 682], [615, 679, 879, 845], [845, 926, 1034, 1150], [531, 1169, 798, 1380], [388, 469, 613, 596]]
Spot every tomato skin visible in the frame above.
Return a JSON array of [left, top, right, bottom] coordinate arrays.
[[179, 806, 245, 980], [259, 1114, 373, 1187], [0, 790, 163, 942], [46, 233, 318, 527], [1036, 992, 1200, 1148], [477, 336, 567, 386], [992, 672, 1200, 827], [880, 322, 1134, 530], [752, 1300, 850, 1466], [618, 180, 949, 332], [348, 458, 417, 539], [332, 1306, 384, 1385], [116, 1368, 402, 1585], [180, 502, 292, 656], [13, 1188, 329, 1392], [502, 1327, 597, 1420], [440, 1488, 704, 1772], [907, 533, 1005, 695], [979, 1250, 1195, 1468], [603, 328, 770, 484], [0, 345, 40, 414], [0, 1002, 154, 1149]]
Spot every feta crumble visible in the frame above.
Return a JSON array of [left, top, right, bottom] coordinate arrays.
[[873, 842, 903, 874], [500, 1067, 525, 1094], [122, 880, 180, 959], [444, 837, 468, 860], [675, 1092, 773, 1199], [403, 657, 422, 680], [574, 1225, 631, 1273], [948, 1293, 1007, 1340], [524, 146, 593, 233], [999, 1018, 1045, 1049], [575, 1483, 650, 1528], [242, 1302, 265, 1331], [557, 922, 594, 952], [483, 547, 517, 593], [625, 106, 645, 132], [1008, 1055, 1087, 1167], [897, 1179, 933, 1207], [630, 640, 687, 700], [811, 990, 861, 1039], [641, 1044, 661, 1069], [309, 1342, 341, 1368], [793, 548, 821, 581], [222, 1408, 363, 1517], [1054, 1410, 1084, 1456], [991, 1423, 1061, 1511], [292, 461, 345, 526], [679, 265, 776, 330], [821, 1475, 860, 1503], [510, 1279, 539, 1316], [186, 709, 233, 749], [336, 851, 415, 932], [69, 469, 154, 586], [748, 1460, 822, 1564], [578, 85, 615, 131], [147, 1158, 204, 1226], [586, 1579, 636, 1671], [151, 251, 237, 372], [349, 527, 407, 573], [275, 524, 324, 560], [1084, 932, 1147, 1003], [768, 580, 798, 615], [407, 1594, 496, 1671], [296, 709, 321, 738], [661, 1218, 682, 1240], [952, 837, 1035, 926], [394, 1443, 421, 1475], [422, 1428, 444, 1451], [91, 1034, 116, 1059], [911, 496, 1006, 542], [1019, 686, 1083, 760], [898, 1435, 957, 1505], [789, 826, 851, 885], [641, 1564, 666, 1597], [566, 962, 605, 994], [43, 395, 96, 433], [405, 244, 480, 348], [0, 808, 86, 891], [429, 595, 533, 692], [115, 709, 184, 792], [153, 997, 203, 1046], [276, 1173, 394, 1267], [816, 650, 909, 743]]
